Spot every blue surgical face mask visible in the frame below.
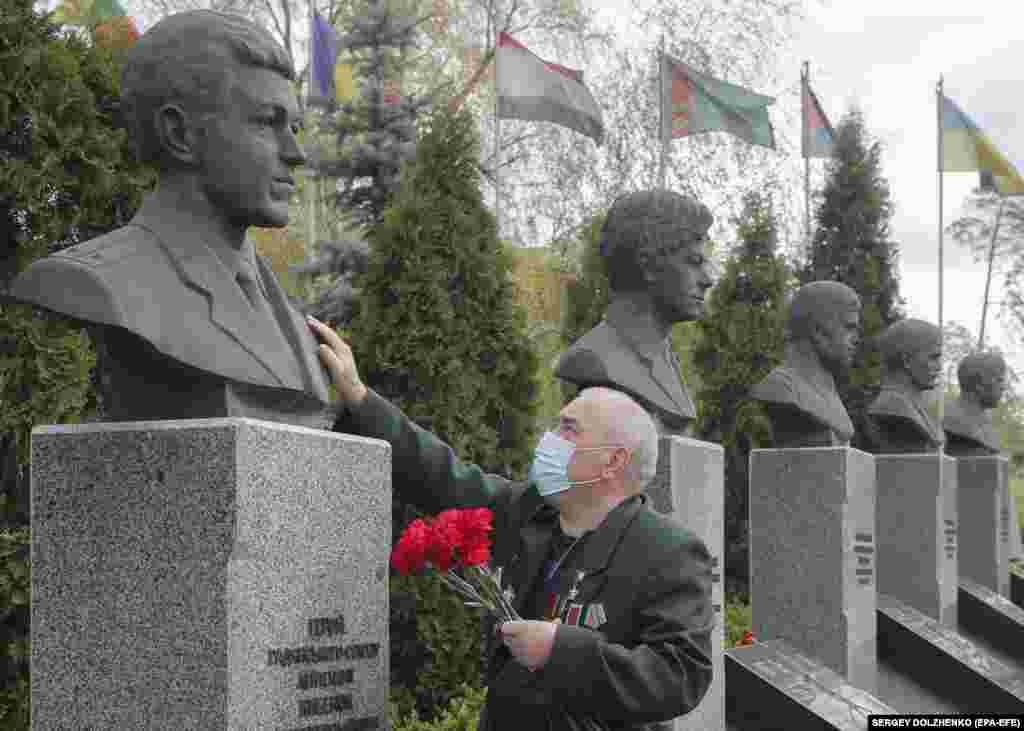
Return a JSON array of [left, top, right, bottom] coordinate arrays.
[[528, 431, 617, 497]]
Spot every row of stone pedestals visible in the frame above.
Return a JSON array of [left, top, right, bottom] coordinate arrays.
[[738, 448, 1024, 722], [26, 419, 1023, 729]]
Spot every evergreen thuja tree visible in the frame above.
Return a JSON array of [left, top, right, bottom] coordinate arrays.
[[292, 0, 432, 329], [0, 1, 155, 724], [693, 191, 791, 595], [800, 107, 905, 449], [347, 106, 539, 719]]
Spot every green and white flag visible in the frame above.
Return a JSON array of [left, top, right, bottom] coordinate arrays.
[[661, 53, 775, 150]]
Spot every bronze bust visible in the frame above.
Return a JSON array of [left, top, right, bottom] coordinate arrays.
[[944, 351, 1006, 456], [865, 319, 944, 454], [750, 281, 860, 448], [554, 189, 714, 436], [2, 11, 339, 429]]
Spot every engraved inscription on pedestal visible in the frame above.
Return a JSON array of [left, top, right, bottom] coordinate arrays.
[[945, 519, 957, 561], [854, 533, 874, 587], [269, 613, 382, 731]]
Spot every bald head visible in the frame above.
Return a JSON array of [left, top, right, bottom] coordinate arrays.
[[787, 281, 861, 342], [574, 387, 659, 493]]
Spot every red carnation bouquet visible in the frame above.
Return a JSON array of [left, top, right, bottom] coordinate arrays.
[[391, 508, 520, 622]]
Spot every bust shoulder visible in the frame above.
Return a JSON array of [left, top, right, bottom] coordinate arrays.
[[4, 226, 156, 327], [868, 388, 917, 420], [555, 322, 618, 382], [750, 366, 801, 405]]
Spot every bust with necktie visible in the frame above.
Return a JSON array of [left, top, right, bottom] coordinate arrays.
[[864, 318, 945, 454], [750, 281, 862, 448], [554, 189, 714, 438], [944, 351, 1006, 457], [2, 11, 341, 430]]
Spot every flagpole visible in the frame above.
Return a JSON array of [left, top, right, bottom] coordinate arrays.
[[307, 2, 317, 261], [979, 193, 1006, 349], [937, 75, 946, 448], [658, 34, 667, 190], [803, 61, 811, 264], [494, 31, 502, 242]]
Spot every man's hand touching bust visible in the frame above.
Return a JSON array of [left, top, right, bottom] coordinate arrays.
[[307, 315, 368, 407]]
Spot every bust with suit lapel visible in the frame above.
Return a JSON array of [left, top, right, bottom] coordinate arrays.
[[4, 11, 338, 427], [750, 281, 861, 448], [865, 318, 944, 454], [944, 351, 1006, 456], [554, 189, 714, 437]]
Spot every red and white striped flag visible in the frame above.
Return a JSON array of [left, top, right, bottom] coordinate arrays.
[[495, 32, 604, 144]]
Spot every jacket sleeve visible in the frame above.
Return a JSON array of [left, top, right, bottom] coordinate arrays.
[[540, 536, 715, 723], [335, 388, 520, 516]]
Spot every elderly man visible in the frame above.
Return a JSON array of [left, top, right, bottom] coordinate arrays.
[[555, 190, 714, 436], [750, 281, 861, 447], [944, 351, 1007, 456], [308, 317, 714, 731], [865, 319, 944, 454], [4, 11, 336, 428]]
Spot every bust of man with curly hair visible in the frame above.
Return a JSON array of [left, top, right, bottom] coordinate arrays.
[[555, 189, 714, 436]]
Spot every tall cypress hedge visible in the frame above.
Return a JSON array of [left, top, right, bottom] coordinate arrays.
[[347, 105, 540, 719], [0, 0, 157, 725]]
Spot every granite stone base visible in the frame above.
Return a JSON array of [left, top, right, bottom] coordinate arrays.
[[647, 435, 725, 731], [1007, 486, 1023, 561], [957, 579, 1024, 668], [724, 639, 894, 730], [1013, 572, 1024, 610], [30, 418, 391, 731], [749, 447, 877, 696], [875, 454, 957, 628], [956, 456, 1010, 597], [877, 593, 1024, 712]]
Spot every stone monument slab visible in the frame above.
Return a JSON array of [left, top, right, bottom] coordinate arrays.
[[874, 454, 958, 627], [957, 578, 1024, 666], [646, 436, 724, 731], [749, 446, 877, 695], [877, 593, 1024, 712], [31, 418, 391, 731], [725, 639, 894, 730], [955, 455, 1010, 597]]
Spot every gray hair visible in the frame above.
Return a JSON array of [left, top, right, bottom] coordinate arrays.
[[580, 387, 659, 492]]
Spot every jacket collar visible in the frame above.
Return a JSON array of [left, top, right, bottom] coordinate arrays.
[[129, 194, 329, 400], [521, 491, 645, 574]]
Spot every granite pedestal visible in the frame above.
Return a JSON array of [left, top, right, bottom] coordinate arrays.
[[31, 418, 391, 731], [749, 447, 876, 696], [956, 455, 1010, 597], [646, 435, 724, 731], [875, 454, 957, 627], [725, 639, 895, 730]]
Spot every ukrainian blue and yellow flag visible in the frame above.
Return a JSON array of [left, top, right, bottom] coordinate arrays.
[[310, 11, 355, 103], [941, 94, 1024, 195]]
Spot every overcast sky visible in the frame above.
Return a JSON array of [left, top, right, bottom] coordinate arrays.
[[791, 0, 1024, 382]]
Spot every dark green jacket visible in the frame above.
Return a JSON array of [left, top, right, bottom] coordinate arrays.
[[340, 389, 714, 731]]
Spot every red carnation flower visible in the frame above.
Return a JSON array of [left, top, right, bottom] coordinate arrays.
[[455, 508, 493, 564], [738, 631, 755, 647], [463, 541, 491, 567], [391, 518, 431, 575], [427, 517, 458, 573]]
